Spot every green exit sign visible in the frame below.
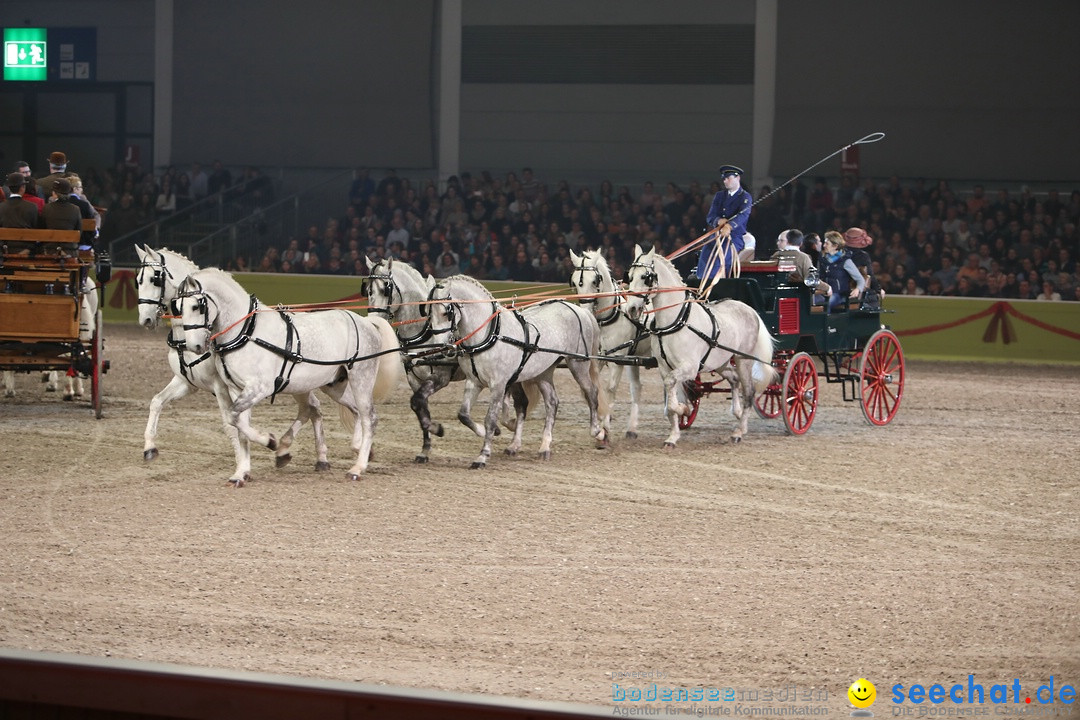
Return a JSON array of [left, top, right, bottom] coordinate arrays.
[[4, 28, 47, 81]]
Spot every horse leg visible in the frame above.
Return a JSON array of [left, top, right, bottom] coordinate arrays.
[[565, 359, 605, 446], [457, 378, 496, 438], [306, 392, 331, 471], [723, 361, 754, 444], [626, 365, 641, 439], [228, 383, 277, 451], [471, 382, 507, 469], [143, 376, 196, 461], [343, 376, 377, 481], [409, 378, 442, 463], [62, 370, 75, 401], [534, 377, 560, 461], [605, 361, 622, 435], [661, 371, 688, 449], [503, 384, 529, 457], [212, 384, 252, 486], [3, 371, 14, 398], [42, 371, 57, 392]]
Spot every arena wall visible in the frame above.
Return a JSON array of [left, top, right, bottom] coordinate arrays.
[[100, 270, 1080, 364]]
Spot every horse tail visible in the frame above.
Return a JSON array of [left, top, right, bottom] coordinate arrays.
[[522, 381, 540, 419], [338, 403, 356, 433], [750, 316, 779, 393], [367, 315, 405, 404]]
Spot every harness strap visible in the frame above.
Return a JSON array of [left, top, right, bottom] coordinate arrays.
[[166, 329, 212, 384]]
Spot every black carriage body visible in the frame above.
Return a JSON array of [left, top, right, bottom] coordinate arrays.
[[685, 260, 904, 433]]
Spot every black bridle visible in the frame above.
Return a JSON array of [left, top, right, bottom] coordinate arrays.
[[137, 249, 175, 314]]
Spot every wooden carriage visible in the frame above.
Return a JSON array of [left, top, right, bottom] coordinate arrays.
[[0, 222, 108, 417], [679, 259, 905, 434]]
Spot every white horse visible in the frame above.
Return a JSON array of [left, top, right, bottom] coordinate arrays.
[[428, 275, 609, 468], [568, 248, 652, 438], [136, 245, 330, 480], [622, 245, 778, 448], [177, 267, 404, 484], [364, 257, 535, 463]]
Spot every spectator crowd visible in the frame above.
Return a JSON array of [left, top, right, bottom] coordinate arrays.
[[13, 152, 1075, 302], [247, 168, 1079, 302]]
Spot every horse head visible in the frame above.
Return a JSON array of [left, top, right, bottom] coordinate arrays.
[[174, 275, 210, 354], [624, 244, 659, 321], [364, 256, 396, 318], [136, 244, 198, 329]]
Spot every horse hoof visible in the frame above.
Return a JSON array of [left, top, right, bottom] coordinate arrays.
[[46, 386, 57, 393], [433, 424, 445, 438], [493, 427, 501, 437], [62, 394, 73, 401], [625, 431, 638, 439], [275, 453, 292, 469], [470, 461, 486, 470], [730, 435, 742, 444], [266, 434, 277, 451], [228, 473, 250, 488], [3, 389, 13, 398], [314, 461, 331, 472], [504, 448, 518, 457], [345, 472, 360, 482], [594, 438, 609, 450], [414, 455, 429, 464], [537, 450, 551, 461], [662, 442, 676, 451], [143, 448, 159, 462]]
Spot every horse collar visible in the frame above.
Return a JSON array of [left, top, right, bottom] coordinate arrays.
[[213, 295, 259, 355]]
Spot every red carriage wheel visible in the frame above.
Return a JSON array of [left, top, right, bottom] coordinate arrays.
[[755, 351, 788, 419], [91, 309, 104, 419], [859, 329, 904, 426], [781, 352, 818, 435], [678, 376, 703, 430], [754, 382, 782, 419]]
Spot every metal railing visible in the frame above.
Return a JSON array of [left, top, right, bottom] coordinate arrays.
[[106, 169, 353, 268]]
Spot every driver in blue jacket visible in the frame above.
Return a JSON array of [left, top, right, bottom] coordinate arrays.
[[698, 165, 752, 280]]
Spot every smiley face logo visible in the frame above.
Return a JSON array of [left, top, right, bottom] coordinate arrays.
[[848, 678, 876, 709]]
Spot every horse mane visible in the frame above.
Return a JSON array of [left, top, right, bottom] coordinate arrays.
[[586, 249, 614, 283], [385, 258, 425, 288], [646, 250, 684, 286], [446, 274, 494, 299], [158, 247, 195, 265]]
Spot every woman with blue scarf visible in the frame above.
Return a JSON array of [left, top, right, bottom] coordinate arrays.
[[819, 231, 865, 310]]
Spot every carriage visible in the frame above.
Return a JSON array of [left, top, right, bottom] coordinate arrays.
[[678, 258, 905, 435], [0, 223, 109, 418]]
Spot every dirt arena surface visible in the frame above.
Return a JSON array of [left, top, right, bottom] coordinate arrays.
[[1, 322, 1078, 715]]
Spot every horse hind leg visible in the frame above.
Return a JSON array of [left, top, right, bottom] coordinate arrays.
[[343, 376, 378, 481], [724, 362, 754, 444], [3, 371, 14, 398], [503, 384, 529, 457], [534, 378, 559, 461]]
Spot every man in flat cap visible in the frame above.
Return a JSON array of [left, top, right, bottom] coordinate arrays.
[[698, 164, 753, 282], [0, 172, 40, 228]]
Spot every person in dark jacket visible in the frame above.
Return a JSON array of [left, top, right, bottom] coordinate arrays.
[[42, 178, 83, 231], [0, 172, 39, 228]]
